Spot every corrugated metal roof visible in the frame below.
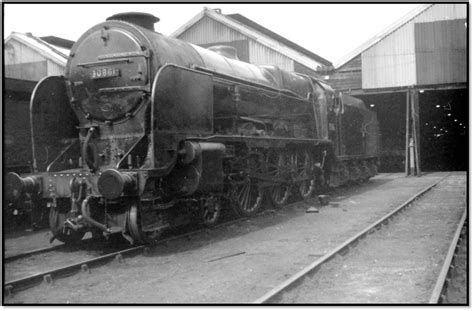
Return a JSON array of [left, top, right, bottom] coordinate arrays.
[[4, 32, 70, 67], [171, 7, 332, 70], [334, 4, 433, 69]]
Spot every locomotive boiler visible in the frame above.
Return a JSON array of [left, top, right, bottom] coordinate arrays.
[[5, 12, 379, 244]]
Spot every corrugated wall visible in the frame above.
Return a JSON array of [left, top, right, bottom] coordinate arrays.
[[362, 23, 416, 89], [362, 3, 467, 89], [178, 16, 295, 71], [248, 40, 294, 71], [178, 16, 247, 44], [415, 19, 467, 85], [5, 61, 48, 81], [5, 39, 44, 65], [5, 38, 66, 80], [47, 60, 66, 76]]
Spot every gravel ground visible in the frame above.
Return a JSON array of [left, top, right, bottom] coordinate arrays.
[[277, 173, 466, 303], [4, 229, 65, 259], [4, 172, 454, 304]]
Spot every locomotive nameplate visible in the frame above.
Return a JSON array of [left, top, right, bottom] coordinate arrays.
[[91, 67, 120, 79]]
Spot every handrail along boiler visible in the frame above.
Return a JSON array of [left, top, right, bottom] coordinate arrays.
[[5, 12, 380, 244]]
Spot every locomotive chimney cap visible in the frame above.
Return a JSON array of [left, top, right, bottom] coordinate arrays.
[[107, 12, 160, 31]]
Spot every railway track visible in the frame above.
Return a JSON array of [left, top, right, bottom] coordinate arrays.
[[254, 174, 464, 304], [3, 203, 291, 297], [429, 210, 467, 304], [5, 173, 460, 303]]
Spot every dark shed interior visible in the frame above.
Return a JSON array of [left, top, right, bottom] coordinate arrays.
[[355, 88, 467, 172]]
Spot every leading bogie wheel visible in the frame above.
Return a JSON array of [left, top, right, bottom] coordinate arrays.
[[127, 204, 163, 245]]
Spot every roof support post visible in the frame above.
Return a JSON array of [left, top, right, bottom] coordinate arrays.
[[405, 87, 421, 176], [411, 88, 421, 176], [405, 88, 410, 176]]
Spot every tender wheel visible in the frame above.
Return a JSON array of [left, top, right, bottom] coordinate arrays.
[[230, 154, 264, 217], [127, 204, 164, 245], [202, 197, 222, 227], [267, 150, 291, 208], [294, 150, 315, 200], [49, 207, 85, 244]]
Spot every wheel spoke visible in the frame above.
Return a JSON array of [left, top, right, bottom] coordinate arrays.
[[243, 184, 251, 211], [238, 184, 246, 202], [267, 150, 291, 208], [231, 153, 264, 217], [296, 151, 315, 200]]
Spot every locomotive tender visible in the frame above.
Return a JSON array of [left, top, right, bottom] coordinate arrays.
[[5, 12, 379, 244]]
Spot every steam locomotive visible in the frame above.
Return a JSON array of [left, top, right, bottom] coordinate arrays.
[[5, 12, 380, 244]]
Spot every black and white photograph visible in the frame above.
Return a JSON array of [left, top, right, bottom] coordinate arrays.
[[2, 2, 468, 305]]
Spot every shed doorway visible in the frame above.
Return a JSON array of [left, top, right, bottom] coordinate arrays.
[[356, 88, 467, 173], [419, 88, 468, 171]]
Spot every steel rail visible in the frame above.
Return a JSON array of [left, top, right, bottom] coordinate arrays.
[[4, 237, 96, 263], [254, 174, 449, 304], [5, 244, 66, 263], [428, 209, 466, 304]]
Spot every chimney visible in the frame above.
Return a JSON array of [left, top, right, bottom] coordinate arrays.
[[106, 12, 160, 31]]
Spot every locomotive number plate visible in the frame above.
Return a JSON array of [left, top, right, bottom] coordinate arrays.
[[91, 67, 120, 79]]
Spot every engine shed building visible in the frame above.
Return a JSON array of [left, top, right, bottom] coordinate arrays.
[[171, 7, 332, 77], [327, 3, 467, 174], [4, 32, 73, 172]]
